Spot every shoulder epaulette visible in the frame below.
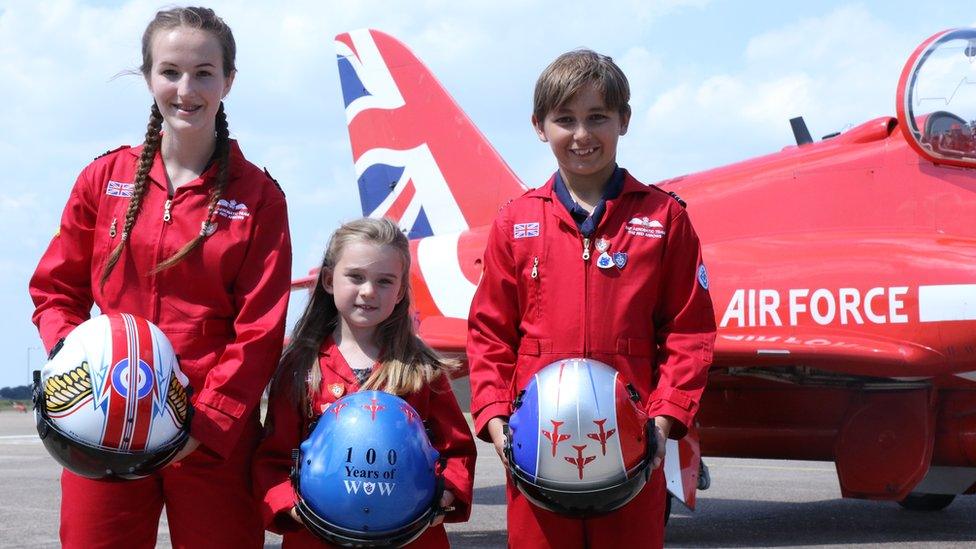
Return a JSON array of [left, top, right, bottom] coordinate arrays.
[[93, 145, 130, 161], [668, 191, 687, 208], [263, 167, 284, 196], [649, 184, 687, 208]]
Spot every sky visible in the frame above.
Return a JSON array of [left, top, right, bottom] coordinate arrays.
[[1, 0, 974, 389]]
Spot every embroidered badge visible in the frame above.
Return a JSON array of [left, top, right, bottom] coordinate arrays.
[[625, 217, 666, 239], [697, 264, 709, 290], [328, 383, 345, 398], [514, 222, 540, 239], [106, 180, 134, 198], [215, 199, 250, 220]]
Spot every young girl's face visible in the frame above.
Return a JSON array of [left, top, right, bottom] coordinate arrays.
[[146, 26, 234, 139], [324, 241, 405, 335]]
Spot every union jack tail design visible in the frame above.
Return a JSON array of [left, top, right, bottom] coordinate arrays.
[[335, 29, 525, 238]]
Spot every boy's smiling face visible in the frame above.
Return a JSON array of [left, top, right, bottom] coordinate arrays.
[[533, 81, 630, 189]]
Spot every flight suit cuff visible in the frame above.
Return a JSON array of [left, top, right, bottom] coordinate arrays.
[[647, 388, 698, 439], [472, 401, 510, 442], [190, 389, 248, 459], [441, 478, 472, 523], [264, 483, 302, 534]]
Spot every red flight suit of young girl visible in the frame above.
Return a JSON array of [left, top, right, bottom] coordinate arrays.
[[254, 336, 477, 548]]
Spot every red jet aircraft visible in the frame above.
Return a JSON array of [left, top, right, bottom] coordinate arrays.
[[295, 28, 976, 516]]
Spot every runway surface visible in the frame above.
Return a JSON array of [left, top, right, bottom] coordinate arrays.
[[2, 410, 973, 548]]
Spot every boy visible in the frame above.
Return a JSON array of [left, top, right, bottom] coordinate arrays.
[[467, 49, 716, 547]]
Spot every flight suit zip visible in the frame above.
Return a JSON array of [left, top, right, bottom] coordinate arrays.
[[582, 234, 592, 356], [150, 191, 174, 324]]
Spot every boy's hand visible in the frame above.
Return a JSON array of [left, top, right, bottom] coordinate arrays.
[[486, 417, 509, 466], [651, 416, 673, 470], [431, 490, 456, 526], [289, 506, 304, 525]]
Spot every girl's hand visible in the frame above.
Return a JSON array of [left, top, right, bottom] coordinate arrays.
[[651, 416, 673, 469], [431, 490, 456, 526], [169, 436, 200, 465], [486, 417, 509, 466], [289, 506, 304, 525]]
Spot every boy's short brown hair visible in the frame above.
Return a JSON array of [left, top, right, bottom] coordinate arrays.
[[533, 49, 631, 122]]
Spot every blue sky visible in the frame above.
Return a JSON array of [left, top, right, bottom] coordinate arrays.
[[2, 0, 974, 389]]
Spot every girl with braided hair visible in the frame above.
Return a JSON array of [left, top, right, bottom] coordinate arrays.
[[29, 6, 291, 548]]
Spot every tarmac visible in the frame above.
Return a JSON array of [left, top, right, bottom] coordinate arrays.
[[1, 405, 974, 548]]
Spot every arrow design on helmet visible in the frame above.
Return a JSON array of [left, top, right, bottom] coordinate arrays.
[[586, 418, 616, 456], [363, 397, 385, 421], [542, 419, 571, 457], [400, 404, 419, 423], [565, 444, 596, 480], [329, 402, 348, 419]]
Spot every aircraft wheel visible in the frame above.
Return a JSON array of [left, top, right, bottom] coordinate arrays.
[[897, 493, 955, 511], [664, 493, 673, 525]]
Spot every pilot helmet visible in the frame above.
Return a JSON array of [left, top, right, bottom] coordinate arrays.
[[293, 390, 442, 547], [33, 313, 192, 480], [505, 358, 654, 517]]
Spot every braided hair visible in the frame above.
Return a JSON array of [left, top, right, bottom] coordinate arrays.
[[99, 7, 237, 286]]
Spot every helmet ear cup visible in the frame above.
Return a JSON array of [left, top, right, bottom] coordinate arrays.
[[506, 358, 653, 517], [33, 314, 192, 480], [292, 391, 442, 547]]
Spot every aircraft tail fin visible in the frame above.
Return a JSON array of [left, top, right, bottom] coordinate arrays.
[[335, 29, 526, 238]]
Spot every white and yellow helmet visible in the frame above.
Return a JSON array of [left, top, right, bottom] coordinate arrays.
[[33, 313, 191, 479]]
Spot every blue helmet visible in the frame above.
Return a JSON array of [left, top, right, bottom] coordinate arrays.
[[292, 390, 442, 547], [505, 358, 655, 517]]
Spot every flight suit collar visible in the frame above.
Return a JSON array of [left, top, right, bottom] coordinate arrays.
[[127, 139, 245, 192]]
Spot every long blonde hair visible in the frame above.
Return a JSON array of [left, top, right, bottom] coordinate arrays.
[[271, 218, 456, 416]]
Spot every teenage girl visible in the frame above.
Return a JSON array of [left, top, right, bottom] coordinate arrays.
[[29, 7, 291, 548], [254, 217, 475, 548]]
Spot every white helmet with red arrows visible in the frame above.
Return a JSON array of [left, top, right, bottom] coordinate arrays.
[[33, 313, 192, 479], [505, 358, 655, 516]]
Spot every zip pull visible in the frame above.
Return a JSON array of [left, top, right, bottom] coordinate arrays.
[[163, 199, 172, 223], [582, 237, 591, 261], [531, 257, 539, 279], [109, 217, 117, 238]]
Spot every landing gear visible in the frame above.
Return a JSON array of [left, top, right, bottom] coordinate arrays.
[[897, 493, 956, 511]]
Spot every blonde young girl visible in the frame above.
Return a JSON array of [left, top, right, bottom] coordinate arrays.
[[253, 217, 476, 548]]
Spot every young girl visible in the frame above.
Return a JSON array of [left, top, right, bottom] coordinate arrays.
[[254, 217, 476, 548], [29, 7, 291, 548]]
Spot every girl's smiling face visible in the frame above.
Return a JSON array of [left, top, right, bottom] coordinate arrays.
[[324, 241, 406, 337], [146, 26, 234, 138]]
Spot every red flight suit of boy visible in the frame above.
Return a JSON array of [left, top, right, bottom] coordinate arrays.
[[468, 169, 716, 548], [30, 142, 292, 548], [253, 336, 477, 548]]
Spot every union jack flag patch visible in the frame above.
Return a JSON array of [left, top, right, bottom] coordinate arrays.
[[514, 222, 540, 239], [106, 180, 134, 198]]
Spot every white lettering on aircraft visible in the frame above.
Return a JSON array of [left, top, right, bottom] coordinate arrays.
[[720, 287, 909, 328]]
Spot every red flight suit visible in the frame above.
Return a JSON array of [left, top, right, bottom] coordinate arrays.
[[30, 141, 292, 548], [253, 337, 477, 548], [468, 170, 716, 548]]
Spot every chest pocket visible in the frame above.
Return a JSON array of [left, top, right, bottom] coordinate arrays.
[[510, 212, 548, 323]]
